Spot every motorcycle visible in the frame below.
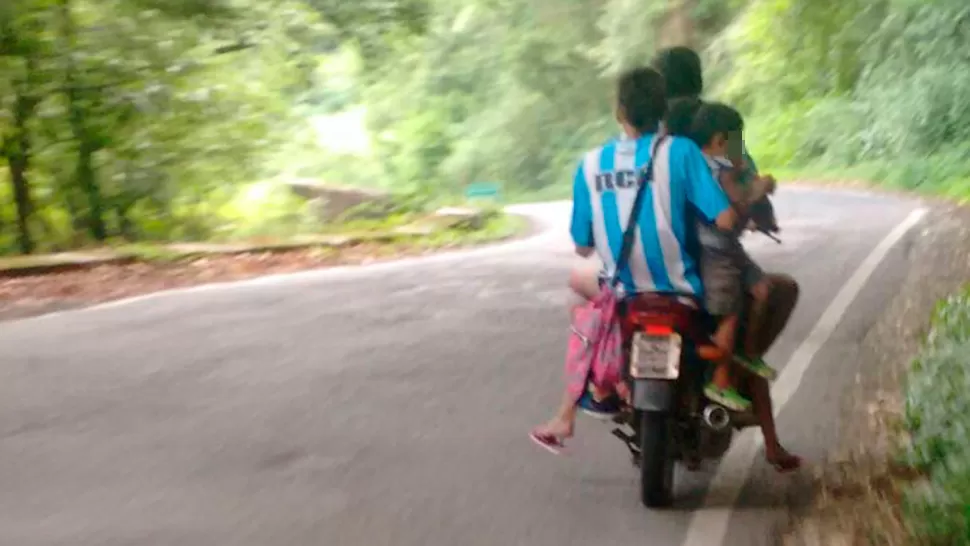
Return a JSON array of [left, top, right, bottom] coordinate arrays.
[[587, 201, 782, 508], [597, 293, 761, 508]]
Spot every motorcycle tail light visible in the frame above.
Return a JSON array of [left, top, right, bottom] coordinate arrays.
[[643, 324, 674, 336]]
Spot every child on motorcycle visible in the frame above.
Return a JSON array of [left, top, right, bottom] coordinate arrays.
[[666, 99, 779, 411]]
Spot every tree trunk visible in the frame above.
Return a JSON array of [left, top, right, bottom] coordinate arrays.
[[115, 203, 136, 240], [59, 0, 107, 241], [8, 145, 34, 255], [74, 139, 106, 240], [61, 187, 89, 246], [114, 161, 138, 240], [4, 58, 40, 254]]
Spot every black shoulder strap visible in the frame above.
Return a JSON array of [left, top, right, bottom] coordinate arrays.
[[610, 134, 668, 288]]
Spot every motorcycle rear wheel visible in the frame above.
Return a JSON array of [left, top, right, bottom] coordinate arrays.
[[639, 410, 675, 508]]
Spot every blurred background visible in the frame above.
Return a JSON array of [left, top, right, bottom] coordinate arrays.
[[4, 2, 970, 545], [3, 0, 968, 257]]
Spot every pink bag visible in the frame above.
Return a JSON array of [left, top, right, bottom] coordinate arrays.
[[563, 135, 666, 404], [564, 286, 624, 402]]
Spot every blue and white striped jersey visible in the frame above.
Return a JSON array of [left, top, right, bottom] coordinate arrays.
[[570, 133, 730, 297]]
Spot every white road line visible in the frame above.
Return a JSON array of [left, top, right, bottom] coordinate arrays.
[[683, 206, 928, 546]]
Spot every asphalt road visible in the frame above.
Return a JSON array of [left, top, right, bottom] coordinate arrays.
[[0, 187, 925, 546]]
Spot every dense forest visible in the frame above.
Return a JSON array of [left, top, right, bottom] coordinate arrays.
[[2, 0, 969, 255]]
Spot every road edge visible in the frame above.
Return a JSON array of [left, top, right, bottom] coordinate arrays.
[[682, 207, 929, 546], [0, 209, 547, 325], [776, 202, 970, 544]]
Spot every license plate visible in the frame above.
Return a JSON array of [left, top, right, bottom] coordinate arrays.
[[630, 332, 682, 380]]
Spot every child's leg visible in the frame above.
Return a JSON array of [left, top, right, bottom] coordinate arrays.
[[535, 390, 578, 439], [711, 314, 739, 389], [531, 264, 612, 453], [735, 255, 778, 380], [531, 390, 579, 453], [704, 314, 751, 411], [745, 278, 772, 357], [700, 250, 752, 411]]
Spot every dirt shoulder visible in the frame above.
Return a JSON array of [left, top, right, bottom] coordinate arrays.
[[0, 212, 530, 322], [778, 203, 970, 544]]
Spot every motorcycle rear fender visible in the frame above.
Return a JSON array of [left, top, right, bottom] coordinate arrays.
[[631, 379, 674, 411]]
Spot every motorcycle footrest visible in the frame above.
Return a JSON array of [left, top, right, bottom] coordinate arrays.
[[611, 407, 634, 425], [611, 428, 640, 456], [611, 427, 634, 443]]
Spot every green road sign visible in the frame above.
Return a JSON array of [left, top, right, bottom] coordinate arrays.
[[465, 182, 501, 201]]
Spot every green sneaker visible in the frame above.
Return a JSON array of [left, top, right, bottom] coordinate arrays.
[[703, 383, 752, 412], [735, 355, 778, 381]]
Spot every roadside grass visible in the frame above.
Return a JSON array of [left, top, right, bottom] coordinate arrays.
[[782, 286, 970, 546], [899, 286, 970, 544], [758, 150, 970, 544], [0, 209, 527, 271]]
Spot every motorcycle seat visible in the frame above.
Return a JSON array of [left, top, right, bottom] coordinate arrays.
[[621, 292, 722, 361]]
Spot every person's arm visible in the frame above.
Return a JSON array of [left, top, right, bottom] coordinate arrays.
[[738, 145, 781, 233], [676, 138, 737, 232], [717, 167, 747, 209], [742, 145, 759, 175], [570, 161, 595, 257], [720, 168, 774, 216]]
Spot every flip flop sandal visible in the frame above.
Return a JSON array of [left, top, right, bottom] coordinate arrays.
[[529, 431, 567, 455], [703, 384, 752, 412], [734, 355, 778, 381]]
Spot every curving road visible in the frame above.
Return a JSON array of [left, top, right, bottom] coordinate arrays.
[[0, 187, 926, 546]]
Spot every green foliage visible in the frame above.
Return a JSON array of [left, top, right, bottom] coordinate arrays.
[[716, 0, 970, 200], [212, 181, 319, 241], [357, 0, 683, 202], [7, 0, 970, 257], [0, 0, 766, 256], [305, 0, 430, 69], [0, 0, 335, 254], [903, 287, 970, 544], [710, 5, 970, 540]]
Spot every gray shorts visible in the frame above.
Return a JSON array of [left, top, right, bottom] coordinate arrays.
[[700, 244, 764, 317]]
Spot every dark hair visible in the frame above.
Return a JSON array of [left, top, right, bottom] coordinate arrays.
[[652, 46, 703, 100], [616, 67, 667, 134], [689, 102, 744, 148], [665, 96, 704, 138]]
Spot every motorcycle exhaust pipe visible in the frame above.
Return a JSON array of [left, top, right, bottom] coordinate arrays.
[[702, 405, 731, 431]]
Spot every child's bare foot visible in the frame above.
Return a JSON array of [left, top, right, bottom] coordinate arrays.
[[765, 444, 802, 473]]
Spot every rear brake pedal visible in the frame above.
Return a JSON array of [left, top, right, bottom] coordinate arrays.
[[611, 427, 641, 460], [611, 427, 634, 444]]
